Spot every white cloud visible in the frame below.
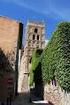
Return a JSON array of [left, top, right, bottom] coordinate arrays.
[[1, 0, 70, 21], [1, 0, 52, 15], [49, 0, 70, 21]]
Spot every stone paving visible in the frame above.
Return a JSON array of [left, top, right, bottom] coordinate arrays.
[[12, 93, 34, 105], [11, 92, 49, 105]]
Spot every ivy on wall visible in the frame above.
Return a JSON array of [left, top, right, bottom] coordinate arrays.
[[42, 22, 70, 92], [30, 22, 70, 92], [29, 49, 43, 86]]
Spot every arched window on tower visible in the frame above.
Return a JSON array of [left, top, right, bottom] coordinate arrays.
[[34, 28, 38, 33], [33, 34, 35, 40], [37, 35, 39, 40]]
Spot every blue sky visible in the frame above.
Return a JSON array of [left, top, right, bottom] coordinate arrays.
[[0, 0, 70, 41]]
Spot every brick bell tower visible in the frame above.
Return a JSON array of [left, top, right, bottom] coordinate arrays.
[[18, 21, 45, 93]]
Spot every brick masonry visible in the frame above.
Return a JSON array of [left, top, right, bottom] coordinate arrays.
[[0, 16, 23, 101], [0, 16, 19, 53]]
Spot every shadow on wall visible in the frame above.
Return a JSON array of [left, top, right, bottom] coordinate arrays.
[[31, 62, 54, 105], [34, 62, 44, 100], [0, 48, 14, 72], [0, 48, 15, 101]]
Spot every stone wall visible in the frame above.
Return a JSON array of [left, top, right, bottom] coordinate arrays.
[[18, 21, 45, 93], [18, 45, 29, 93], [44, 82, 70, 105]]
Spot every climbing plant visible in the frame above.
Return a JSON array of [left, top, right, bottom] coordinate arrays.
[[29, 49, 43, 86], [42, 22, 70, 92]]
